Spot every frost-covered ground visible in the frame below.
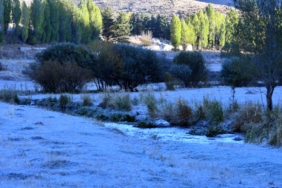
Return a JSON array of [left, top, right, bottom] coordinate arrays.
[[0, 101, 282, 187], [1, 52, 282, 187]]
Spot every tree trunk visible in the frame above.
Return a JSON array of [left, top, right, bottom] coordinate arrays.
[[266, 84, 275, 111]]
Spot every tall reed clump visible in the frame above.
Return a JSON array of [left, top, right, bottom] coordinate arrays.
[[170, 99, 193, 127], [0, 89, 20, 104], [202, 97, 224, 125], [59, 94, 72, 111], [142, 92, 159, 117], [244, 107, 282, 146], [232, 102, 263, 133], [99, 92, 132, 111]]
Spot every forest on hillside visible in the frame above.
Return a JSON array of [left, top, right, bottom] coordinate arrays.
[[0, 0, 238, 50]]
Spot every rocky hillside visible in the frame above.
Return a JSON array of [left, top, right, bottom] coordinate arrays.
[[21, 0, 234, 16], [94, 0, 234, 16]]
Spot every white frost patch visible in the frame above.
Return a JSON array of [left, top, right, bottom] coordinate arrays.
[[104, 122, 244, 144]]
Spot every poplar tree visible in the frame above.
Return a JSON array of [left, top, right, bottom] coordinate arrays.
[[20, 1, 30, 43], [206, 4, 216, 48], [49, 0, 59, 42], [0, 0, 4, 43], [71, 5, 83, 43], [170, 14, 181, 49], [198, 10, 209, 48], [4, 0, 11, 34], [29, 0, 45, 44], [42, 0, 52, 43], [12, 0, 21, 38], [79, 0, 90, 43], [87, 0, 102, 40], [181, 19, 190, 50], [225, 9, 239, 45], [57, 0, 72, 42], [191, 14, 200, 48], [214, 11, 226, 48]]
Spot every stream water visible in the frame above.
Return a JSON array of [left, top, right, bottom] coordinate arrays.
[[104, 122, 244, 144]]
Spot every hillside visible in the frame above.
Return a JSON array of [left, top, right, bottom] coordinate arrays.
[[94, 0, 233, 16], [21, 0, 234, 16]]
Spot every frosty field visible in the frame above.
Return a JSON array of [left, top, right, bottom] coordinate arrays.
[[0, 84, 282, 187], [1, 48, 282, 187]]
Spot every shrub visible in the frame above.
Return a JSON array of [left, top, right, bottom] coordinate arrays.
[[27, 43, 96, 93], [90, 43, 163, 91], [113, 44, 163, 91], [88, 42, 123, 91], [173, 51, 208, 87], [220, 57, 255, 87], [28, 61, 92, 93], [169, 64, 192, 87], [164, 72, 177, 90], [36, 43, 97, 70]]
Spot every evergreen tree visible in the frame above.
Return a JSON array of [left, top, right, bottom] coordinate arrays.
[[102, 7, 115, 41], [0, 0, 4, 43], [20, 1, 30, 43], [113, 11, 132, 41], [4, 0, 11, 34], [87, 0, 102, 40], [149, 15, 160, 38], [130, 13, 141, 35], [170, 14, 181, 49], [150, 15, 158, 37], [141, 12, 151, 32], [159, 15, 170, 40]]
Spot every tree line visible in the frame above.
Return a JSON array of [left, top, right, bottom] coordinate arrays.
[[170, 4, 239, 50], [0, 0, 102, 44], [0, 0, 238, 50]]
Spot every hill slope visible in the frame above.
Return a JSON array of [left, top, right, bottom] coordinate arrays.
[[20, 0, 234, 16], [93, 0, 234, 16]]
